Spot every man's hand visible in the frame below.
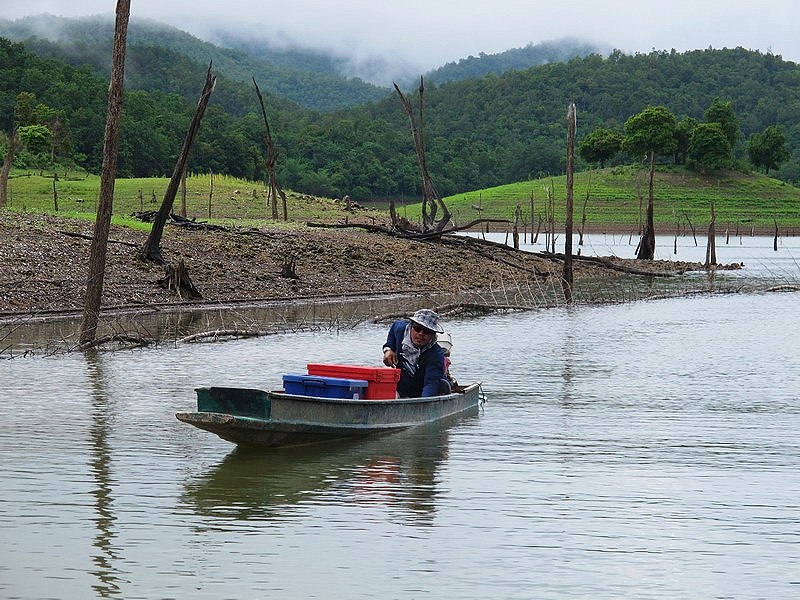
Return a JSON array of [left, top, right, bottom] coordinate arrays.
[[383, 348, 397, 367]]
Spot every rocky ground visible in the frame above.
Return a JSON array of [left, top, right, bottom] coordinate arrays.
[[0, 210, 712, 322]]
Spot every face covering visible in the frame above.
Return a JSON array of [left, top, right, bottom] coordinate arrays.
[[400, 323, 437, 376]]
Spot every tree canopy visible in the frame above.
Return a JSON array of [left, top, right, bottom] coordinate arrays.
[[622, 105, 677, 160], [578, 128, 623, 168], [687, 122, 731, 172], [703, 97, 740, 150], [747, 125, 790, 175]]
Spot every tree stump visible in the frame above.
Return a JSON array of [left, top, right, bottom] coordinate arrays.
[[281, 256, 298, 279], [159, 259, 202, 299]]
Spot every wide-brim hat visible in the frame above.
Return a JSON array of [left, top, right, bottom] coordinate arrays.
[[409, 309, 444, 334], [437, 331, 453, 352]]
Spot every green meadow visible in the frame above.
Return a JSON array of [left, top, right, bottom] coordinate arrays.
[[433, 166, 800, 233], [4, 165, 800, 234], [2, 169, 379, 231]]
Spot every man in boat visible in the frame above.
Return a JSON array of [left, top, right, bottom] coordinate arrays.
[[382, 309, 448, 397]]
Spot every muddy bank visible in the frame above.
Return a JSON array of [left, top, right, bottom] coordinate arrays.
[[0, 212, 563, 317], [1, 210, 725, 326]]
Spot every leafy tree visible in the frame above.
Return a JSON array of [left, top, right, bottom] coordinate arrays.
[[623, 106, 678, 160], [623, 105, 677, 259], [704, 98, 739, 150], [673, 116, 697, 165], [17, 124, 52, 155], [687, 122, 731, 172], [578, 128, 623, 168], [747, 125, 790, 174]]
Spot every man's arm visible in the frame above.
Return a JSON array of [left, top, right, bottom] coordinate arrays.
[[420, 348, 445, 397], [383, 322, 399, 367]]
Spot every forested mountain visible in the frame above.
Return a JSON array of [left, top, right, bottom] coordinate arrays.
[[424, 38, 606, 84], [0, 36, 312, 180], [0, 14, 391, 111], [3, 26, 800, 201], [0, 15, 605, 110]]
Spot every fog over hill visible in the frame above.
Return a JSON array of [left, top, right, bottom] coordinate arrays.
[[0, 13, 606, 90]]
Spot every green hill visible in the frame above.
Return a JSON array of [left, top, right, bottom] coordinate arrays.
[[6, 166, 798, 234], [423, 38, 606, 85], [423, 167, 800, 232], [5, 24, 800, 203]]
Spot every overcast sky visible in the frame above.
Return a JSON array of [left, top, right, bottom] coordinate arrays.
[[6, 0, 800, 80]]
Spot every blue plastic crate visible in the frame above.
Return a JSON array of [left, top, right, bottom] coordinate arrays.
[[282, 374, 368, 399]]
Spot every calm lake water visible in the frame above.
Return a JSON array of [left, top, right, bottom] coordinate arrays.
[[1, 236, 799, 599]]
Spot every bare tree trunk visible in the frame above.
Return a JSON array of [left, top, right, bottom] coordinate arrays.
[[393, 78, 451, 233], [253, 79, 287, 221], [684, 212, 698, 245], [705, 201, 717, 266], [534, 215, 543, 243], [207, 171, 213, 218], [513, 204, 521, 250], [562, 101, 576, 302], [773, 218, 779, 251], [0, 130, 20, 208], [529, 191, 535, 242], [79, 0, 130, 347], [674, 219, 679, 254], [578, 174, 590, 246], [548, 180, 556, 254], [52, 173, 59, 211], [180, 166, 187, 218], [636, 151, 656, 259], [139, 63, 216, 263]]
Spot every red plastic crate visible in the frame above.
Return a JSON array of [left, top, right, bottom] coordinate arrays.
[[307, 364, 401, 400]]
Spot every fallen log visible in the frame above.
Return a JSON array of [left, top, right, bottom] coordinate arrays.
[[58, 230, 138, 247]]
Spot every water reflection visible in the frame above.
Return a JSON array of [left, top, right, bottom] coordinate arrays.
[[181, 426, 456, 527], [558, 308, 579, 407], [84, 351, 123, 599]]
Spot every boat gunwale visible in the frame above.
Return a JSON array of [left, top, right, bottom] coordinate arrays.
[[262, 382, 480, 406]]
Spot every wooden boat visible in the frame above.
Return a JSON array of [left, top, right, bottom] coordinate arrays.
[[176, 382, 483, 448]]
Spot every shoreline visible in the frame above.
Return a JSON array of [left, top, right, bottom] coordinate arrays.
[[471, 222, 797, 237], [1, 210, 790, 354]]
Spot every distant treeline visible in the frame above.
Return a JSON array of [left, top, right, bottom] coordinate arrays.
[[3, 36, 800, 201]]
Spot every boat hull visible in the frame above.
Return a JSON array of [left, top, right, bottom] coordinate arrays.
[[176, 383, 482, 448]]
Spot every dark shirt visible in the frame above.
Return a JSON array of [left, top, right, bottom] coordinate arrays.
[[384, 320, 445, 397]]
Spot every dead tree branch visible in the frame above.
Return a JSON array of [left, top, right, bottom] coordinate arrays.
[[139, 62, 216, 264], [254, 78, 287, 221], [393, 78, 451, 234]]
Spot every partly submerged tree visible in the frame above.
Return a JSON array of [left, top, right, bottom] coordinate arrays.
[[79, 0, 130, 347], [747, 125, 790, 175], [623, 105, 677, 260]]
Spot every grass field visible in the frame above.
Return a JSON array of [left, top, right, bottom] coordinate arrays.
[[2, 170, 371, 230], [434, 166, 800, 233], [4, 165, 800, 234]]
